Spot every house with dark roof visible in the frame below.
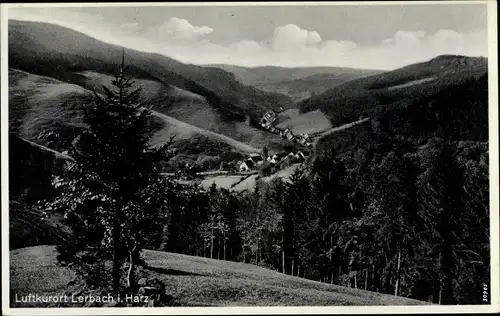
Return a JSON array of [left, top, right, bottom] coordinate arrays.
[[249, 155, 264, 166]]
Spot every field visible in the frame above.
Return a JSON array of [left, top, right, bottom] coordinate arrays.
[[199, 164, 302, 193], [263, 164, 302, 183], [152, 111, 260, 153], [10, 246, 428, 307], [201, 175, 247, 190], [275, 109, 332, 135]]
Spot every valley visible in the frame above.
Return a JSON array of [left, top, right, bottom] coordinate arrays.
[[6, 17, 491, 308]]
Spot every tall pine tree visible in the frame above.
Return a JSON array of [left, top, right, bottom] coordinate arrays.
[[42, 50, 172, 293]]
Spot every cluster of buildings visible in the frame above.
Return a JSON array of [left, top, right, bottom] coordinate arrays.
[[238, 153, 264, 172], [239, 150, 310, 172], [259, 110, 313, 148]]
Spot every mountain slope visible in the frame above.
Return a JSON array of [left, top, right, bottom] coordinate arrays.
[[299, 55, 488, 126], [207, 64, 383, 86], [10, 67, 295, 157], [10, 245, 428, 307], [9, 68, 93, 152], [8, 20, 293, 119], [208, 64, 384, 102]]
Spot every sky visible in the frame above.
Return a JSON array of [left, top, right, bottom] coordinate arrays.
[[8, 3, 489, 70]]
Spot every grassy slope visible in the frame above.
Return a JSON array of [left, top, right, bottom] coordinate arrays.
[[9, 20, 292, 118], [10, 68, 293, 155], [299, 55, 488, 126], [10, 245, 428, 307], [9, 69, 92, 152], [152, 111, 259, 153], [275, 109, 332, 136]]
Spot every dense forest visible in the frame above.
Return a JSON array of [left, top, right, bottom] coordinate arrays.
[[156, 74, 490, 305], [159, 128, 489, 304]]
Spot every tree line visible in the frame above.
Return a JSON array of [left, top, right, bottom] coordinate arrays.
[[161, 132, 489, 305]]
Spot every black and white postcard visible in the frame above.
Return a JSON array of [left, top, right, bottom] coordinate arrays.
[[1, 1, 498, 315]]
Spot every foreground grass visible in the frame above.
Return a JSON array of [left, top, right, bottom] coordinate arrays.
[[10, 246, 428, 307]]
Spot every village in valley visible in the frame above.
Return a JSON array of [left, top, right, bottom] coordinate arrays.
[[237, 109, 313, 172], [164, 108, 316, 191], [259, 110, 314, 147]]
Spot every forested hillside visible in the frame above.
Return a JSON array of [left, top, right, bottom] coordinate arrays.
[[154, 71, 490, 304], [299, 55, 488, 126]]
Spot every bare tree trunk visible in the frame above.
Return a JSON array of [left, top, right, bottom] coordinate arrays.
[[282, 250, 286, 274], [365, 269, 369, 290], [354, 273, 358, 289], [330, 236, 334, 284], [257, 237, 260, 264], [395, 250, 401, 296], [297, 265, 300, 278], [126, 248, 135, 288], [291, 258, 295, 277], [210, 229, 214, 259], [112, 199, 122, 293], [218, 239, 221, 260], [223, 239, 226, 261]]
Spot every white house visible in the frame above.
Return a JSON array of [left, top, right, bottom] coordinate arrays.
[[267, 153, 285, 164], [239, 160, 255, 172], [260, 110, 277, 129]]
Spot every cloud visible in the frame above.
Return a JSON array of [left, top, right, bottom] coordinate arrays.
[[120, 23, 487, 69], [393, 30, 426, 45], [148, 17, 213, 42], [360, 28, 488, 68], [272, 24, 322, 50], [7, 8, 488, 70]]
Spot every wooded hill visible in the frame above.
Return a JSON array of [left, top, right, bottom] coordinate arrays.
[[299, 55, 488, 126]]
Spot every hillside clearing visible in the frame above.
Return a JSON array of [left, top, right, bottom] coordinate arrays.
[[199, 164, 303, 193], [314, 117, 371, 143], [386, 77, 436, 90], [201, 175, 246, 190], [276, 109, 332, 135], [152, 111, 260, 153], [10, 246, 428, 307]]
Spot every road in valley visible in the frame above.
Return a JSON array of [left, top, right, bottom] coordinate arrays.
[[312, 117, 370, 144]]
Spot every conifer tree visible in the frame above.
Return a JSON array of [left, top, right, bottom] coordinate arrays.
[[41, 50, 172, 293], [418, 141, 464, 304]]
